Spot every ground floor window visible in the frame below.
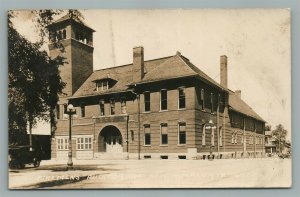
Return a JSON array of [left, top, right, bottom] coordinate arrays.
[[144, 124, 151, 145], [77, 137, 92, 150], [178, 122, 186, 145], [161, 123, 168, 145], [57, 137, 68, 150]]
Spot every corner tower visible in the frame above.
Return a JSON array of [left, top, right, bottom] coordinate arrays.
[[47, 14, 95, 97]]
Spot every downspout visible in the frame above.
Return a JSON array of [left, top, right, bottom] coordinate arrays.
[[126, 114, 129, 159], [217, 94, 220, 158]]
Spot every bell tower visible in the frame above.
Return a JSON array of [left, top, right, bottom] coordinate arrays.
[[47, 14, 95, 97]]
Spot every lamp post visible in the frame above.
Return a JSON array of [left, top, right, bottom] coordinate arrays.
[[65, 104, 76, 170], [206, 120, 216, 161]]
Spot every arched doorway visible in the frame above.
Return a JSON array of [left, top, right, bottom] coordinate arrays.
[[98, 125, 123, 153]]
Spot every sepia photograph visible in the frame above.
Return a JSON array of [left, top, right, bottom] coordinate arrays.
[[8, 9, 291, 189]]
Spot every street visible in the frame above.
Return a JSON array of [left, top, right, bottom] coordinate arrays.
[[9, 158, 291, 189]]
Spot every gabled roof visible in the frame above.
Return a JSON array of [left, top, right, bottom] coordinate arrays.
[[71, 51, 265, 122], [228, 91, 265, 122]]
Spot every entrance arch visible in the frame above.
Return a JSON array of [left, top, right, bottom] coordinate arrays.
[[98, 125, 123, 153]]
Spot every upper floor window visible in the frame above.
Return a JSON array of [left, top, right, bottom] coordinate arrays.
[[160, 89, 168, 111], [178, 87, 186, 109], [200, 89, 205, 110], [62, 29, 66, 39], [56, 104, 60, 120], [144, 91, 151, 112], [80, 103, 85, 118], [144, 124, 151, 146], [219, 127, 223, 146], [178, 122, 186, 145], [121, 98, 127, 114], [96, 80, 109, 91], [99, 100, 105, 116], [110, 99, 115, 115], [161, 123, 168, 145], [210, 93, 214, 113], [131, 130, 134, 141]]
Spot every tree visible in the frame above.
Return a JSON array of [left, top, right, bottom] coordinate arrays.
[[271, 124, 288, 154], [8, 10, 82, 145]]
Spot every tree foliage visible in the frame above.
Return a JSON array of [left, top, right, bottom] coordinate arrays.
[[8, 10, 82, 144], [271, 124, 288, 153]]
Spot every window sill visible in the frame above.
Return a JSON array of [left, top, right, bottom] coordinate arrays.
[[143, 111, 151, 114], [177, 144, 186, 146], [160, 145, 168, 147], [144, 145, 151, 147], [178, 108, 186, 111], [159, 110, 168, 112]]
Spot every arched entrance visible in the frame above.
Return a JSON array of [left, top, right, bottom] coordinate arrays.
[[98, 125, 123, 153]]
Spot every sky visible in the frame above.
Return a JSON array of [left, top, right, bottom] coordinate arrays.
[[11, 9, 291, 140]]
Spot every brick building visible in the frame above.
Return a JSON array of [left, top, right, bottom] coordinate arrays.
[[48, 15, 265, 160]]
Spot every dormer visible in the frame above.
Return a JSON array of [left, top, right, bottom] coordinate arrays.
[[93, 75, 117, 91]]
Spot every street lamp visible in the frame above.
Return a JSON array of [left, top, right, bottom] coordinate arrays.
[[205, 120, 216, 161], [65, 104, 76, 170]]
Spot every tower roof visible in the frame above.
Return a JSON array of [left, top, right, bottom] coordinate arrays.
[[47, 13, 95, 32]]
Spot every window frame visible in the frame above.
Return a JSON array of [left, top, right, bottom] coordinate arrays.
[[120, 97, 127, 114], [160, 123, 168, 145], [57, 137, 69, 151], [80, 103, 85, 118], [160, 89, 168, 111], [76, 137, 92, 150], [99, 99, 105, 116], [144, 91, 151, 112], [178, 122, 186, 145], [144, 124, 151, 146], [178, 87, 186, 109], [110, 98, 115, 115]]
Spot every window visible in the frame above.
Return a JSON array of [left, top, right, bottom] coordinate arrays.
[[210, 93, 214, 113], [211, 127, 215, 146], [219, 127, 223, 146], [80, 103, 85, 118], [77, 137, 92, 150], [144, 124, 151, 145], [200, 89, 205, 110], [99, 100, 105, 116], [160, 89, 168, 111], [121, 98, 127, 114], [178, 122, 186, 145], [241, 135, 244, 144], [178, 87, 186, 109], [202, 125, 206, 146], [231, 132, 236, 144], [57, 138, 68, 150], [110, 99, 115, 115], [56, 104, 60, 120], [96, 81, 109, 91], [144, 91, 151, 112], [62, 29, 66, 39], [131, 130, 134, 141], [234, 133, 238, 144], [161, 123, 168, 145]]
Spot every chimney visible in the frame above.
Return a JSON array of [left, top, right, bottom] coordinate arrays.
[[220, 55, 228, 88], [235, 90, 241, 99], [133, 46, 144, 81]]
